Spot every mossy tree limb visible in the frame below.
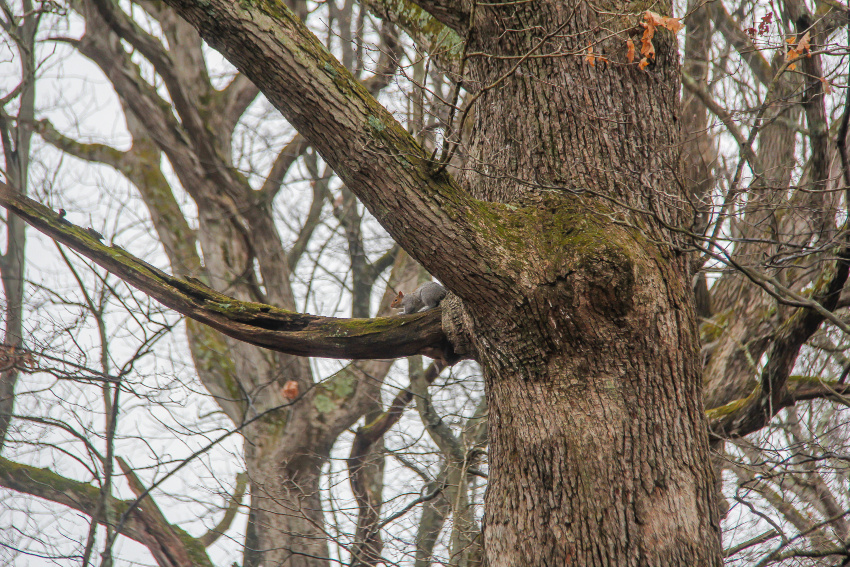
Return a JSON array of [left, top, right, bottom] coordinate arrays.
[[359, 0, 463, 69], [0, 182, 454, 360]]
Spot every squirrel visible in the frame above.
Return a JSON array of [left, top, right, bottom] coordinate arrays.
[[391, 281, 447, 314]]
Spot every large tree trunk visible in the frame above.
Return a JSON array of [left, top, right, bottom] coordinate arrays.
[[457, 2, 723, 565]]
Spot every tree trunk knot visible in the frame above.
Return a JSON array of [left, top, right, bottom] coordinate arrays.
[[441, 292, 475, 361]]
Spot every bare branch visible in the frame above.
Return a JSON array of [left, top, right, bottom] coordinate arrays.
[[712, 3, 773, 87], [216, 72, 261, 135], [0, 457, 213, 567], [360, 0, 462, 71], [199, 473, 248, 547], [259, 133, 310, 200]]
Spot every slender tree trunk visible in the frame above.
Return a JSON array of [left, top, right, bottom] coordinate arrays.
[[0, 2, 35, 449]]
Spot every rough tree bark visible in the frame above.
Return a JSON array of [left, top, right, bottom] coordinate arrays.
[[457, 5, 721, 563], [1, 0, 726, 565]]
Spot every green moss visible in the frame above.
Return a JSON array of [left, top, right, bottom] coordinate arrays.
[[185, 321, 243, 405], [788, 374, 831, 384], [367, 115, 386, 132], [464, 196, 637, 281], [705, 388, 758, 420], [173, 527, 214, 567], [700, 308, 733, 342], [312, 367, 359, 413], [313, 393, 336, 413]]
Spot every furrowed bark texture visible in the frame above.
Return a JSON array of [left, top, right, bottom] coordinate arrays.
[[455, 2, 723, 566]]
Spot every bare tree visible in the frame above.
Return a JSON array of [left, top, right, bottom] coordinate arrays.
[[2, 0, 850, 565]]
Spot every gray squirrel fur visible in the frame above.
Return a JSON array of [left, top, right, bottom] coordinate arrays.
[[391, 281, 447, 314]]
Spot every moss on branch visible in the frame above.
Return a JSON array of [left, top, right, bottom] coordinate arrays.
[[0, 181, 452, 360]]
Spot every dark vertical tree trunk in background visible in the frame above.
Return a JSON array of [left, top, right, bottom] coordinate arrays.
[[245, 426, 331, 567]]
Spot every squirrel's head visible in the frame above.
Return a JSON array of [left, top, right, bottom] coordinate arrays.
[[390, 291, 404, 308]]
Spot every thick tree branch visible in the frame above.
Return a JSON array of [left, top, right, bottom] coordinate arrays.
[[258, 22, 399, 203], [85, 0, 215, 164], [216, 72, 261, 135], [37, 119, 203, 275], [286, 166, 328, 272], [712, 3, 773, 87], [157, 0, 480, 295], [354, 360, 444, 446], [36, 119, 126, 165], [71, 36, 202, 200], [398, 0, 470, 32], [795, 13, 830, 208], [260, 133, 310, 200], [410, 357, 464, 462], [681, 70, 762, 176], [0, 182, 454, 360], [366, 244, 400, 283], [359, 21, 402, 95], [708, 376, 850, 438], [199, 472, 248, 547]]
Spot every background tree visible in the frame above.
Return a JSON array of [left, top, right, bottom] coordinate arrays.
[[0, 0, 38, 451], [1, 0, 850, 565]]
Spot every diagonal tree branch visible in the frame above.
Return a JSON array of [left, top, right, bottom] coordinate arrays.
[[259, 133, 310, 200], [199, 472, 249, 547], [216, 72, 261, 136], [708, 376, 850, 439], [359, 0, 462, 71], [157, 0, 481, 295], [712, 3, 773, 87], [85, 0, 215, 166], [397, 0, 470, 32]]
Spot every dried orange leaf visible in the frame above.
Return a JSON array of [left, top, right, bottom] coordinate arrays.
[[640, 25, 656, 58], [639, 57, 650, 70], [586, 44, 595, 66], [788, 61, 797, 71], [796, 31, 811, 56], [786, 36, 797, 44], [820, 77, 832, 93], [785, 46, 800, 64], [644, 11, 664, 27], [282, 380, 300, 400], [626, 39, 635, 63], [662, 17, 683, 33]]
